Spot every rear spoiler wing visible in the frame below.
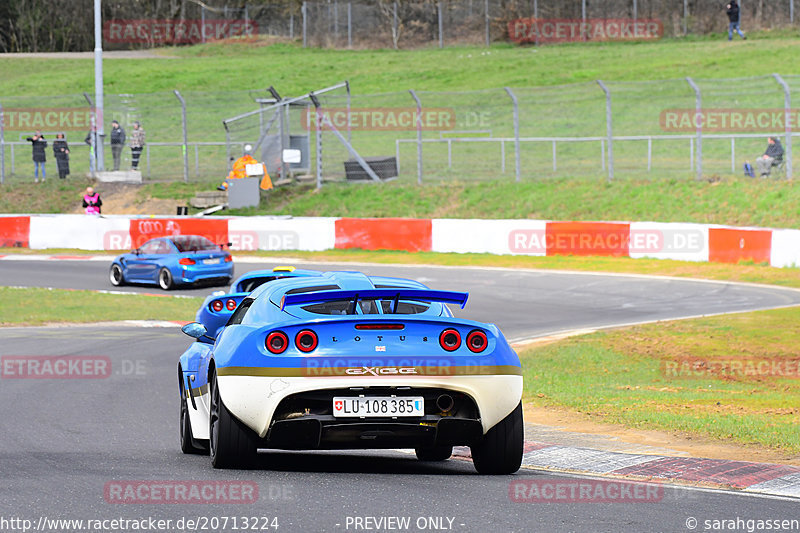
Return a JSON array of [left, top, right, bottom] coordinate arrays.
[[280, 289, 469, 311]]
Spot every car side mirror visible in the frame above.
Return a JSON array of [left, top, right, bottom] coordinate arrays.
[[181, 322, 211, 341], [132, 248, 141, 255]]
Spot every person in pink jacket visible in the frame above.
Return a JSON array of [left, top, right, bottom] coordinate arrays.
[[82, 187, 103, 215]]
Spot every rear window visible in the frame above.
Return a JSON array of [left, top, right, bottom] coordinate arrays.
[[226, 298, 253, 326], [172, 236, 218, 252], [300, 298, 430, 315], [237, 276, 278, 293]]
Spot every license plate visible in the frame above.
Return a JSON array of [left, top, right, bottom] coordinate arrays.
[[203, 258, 220, 265], [332, 396, 425, 417]]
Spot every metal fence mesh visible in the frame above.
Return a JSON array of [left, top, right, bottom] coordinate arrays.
[[2, 75, 799, 185]]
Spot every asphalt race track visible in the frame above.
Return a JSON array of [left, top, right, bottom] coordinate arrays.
[[1, 258, 800, 533], [4, 258, 800, 341]]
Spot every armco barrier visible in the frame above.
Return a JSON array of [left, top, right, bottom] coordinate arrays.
[[0, 216, 31, 248], [1, 215, 798, 268], [335, 218, 432, 252]]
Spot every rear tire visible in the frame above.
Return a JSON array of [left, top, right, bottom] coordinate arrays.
[[180, 393, 209, 455], [109, 264, 125, 286], [158, 268, 174, 290], [209, 370, 258, 469], [415, 445, 453, 462], [470, 402, 523, 475]]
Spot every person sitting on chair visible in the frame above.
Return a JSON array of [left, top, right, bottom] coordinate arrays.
[[756, 136, 784, 178]]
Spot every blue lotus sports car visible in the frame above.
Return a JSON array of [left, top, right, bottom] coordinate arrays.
[[196, 267, 323, 338], [177, 271, 524, 474], [109, 235, 233, 290]]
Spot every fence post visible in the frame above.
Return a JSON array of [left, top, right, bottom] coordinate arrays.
[[683, 0, 688, 34], [302, 1, 308, 48], [484, 0, 489, 46], [773, 73, 793, 180], [347, 2, 352, 48], [174, 90, 189, 183], [393, 1, 398, 49], [0, 100, 4, 184], [633, 0, 637, 22], [437, 1, 443, 48], [409, 89, 423, 184], [686, 77, 702, 180], [310, 93, 323, 189], [201, 5, 206, 43], [504, 87, 521, 182], [334, 0, 339, 42], [597, 80, 614, 181], [345, 80, 352, 144]]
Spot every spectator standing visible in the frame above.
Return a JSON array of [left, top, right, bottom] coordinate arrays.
[[82, 187, 103, 215], [756, 136, 784, 178], [26, 130, 47, 183], [110, 120, 126, 171], [84, 129, 98, 174], [53, 133, 70, 180], [726, 1, 746, 40], [130, 121, 146, 170]]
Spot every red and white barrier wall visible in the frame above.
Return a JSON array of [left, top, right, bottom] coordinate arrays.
[[1, 214, 798, 268]]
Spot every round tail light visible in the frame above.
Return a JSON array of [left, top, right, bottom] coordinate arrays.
[[295, 329, 318, 353], [466, 330, 488, 353], [266, 331, 289, 354], [226, 299, 237, 311], [210, 300, 224, 312], [439, 328, 461, 352]]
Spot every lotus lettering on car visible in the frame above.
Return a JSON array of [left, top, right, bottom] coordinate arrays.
[[344, 366, 418, 376]]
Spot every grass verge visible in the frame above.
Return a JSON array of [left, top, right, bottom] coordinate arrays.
[[520, 306, 800, 453], [0, 287, 201, 326], [4, 177, 800, 230]]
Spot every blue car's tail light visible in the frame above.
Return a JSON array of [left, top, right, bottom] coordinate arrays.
[[179, 257, 196, 265], [295, 330, 319, 353], [466, 330, 488, 353], [439, 328, 461, 352], [224, 254, 233, 263], [210, 300, 224, 312], [355, 323, 405, 330], [226, 299, 237, 311], [266, 331, 289, 354]]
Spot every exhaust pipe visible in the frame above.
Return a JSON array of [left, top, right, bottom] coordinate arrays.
[[436, 394, 454, 413]]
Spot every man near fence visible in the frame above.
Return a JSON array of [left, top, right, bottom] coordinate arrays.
[[726, 1, 746, 40], [110, 120, 126, 171], [130, 121, 145, 170], [756, 136, 784, 178], [26, 130, 47, 183]]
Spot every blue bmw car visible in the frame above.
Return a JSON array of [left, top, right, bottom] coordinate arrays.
[[197, 267, 324, 337], [109, 235, 233, 290], [177, 271, 524, 473]]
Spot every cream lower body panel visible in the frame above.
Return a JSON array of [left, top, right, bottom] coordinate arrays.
[[216, 375, 523, 439]]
